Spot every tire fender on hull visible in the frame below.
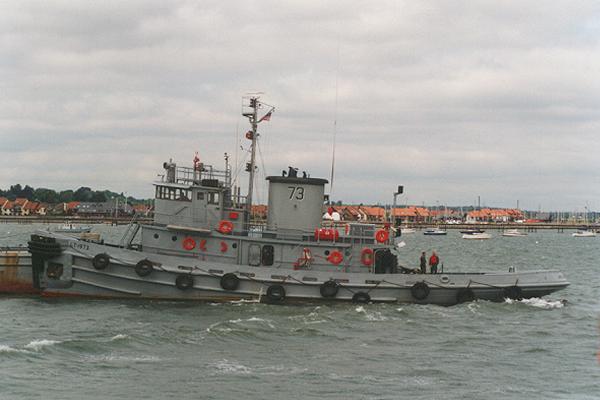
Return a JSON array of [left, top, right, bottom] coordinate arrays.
[[456, 288, 475, 304], [503, 285, 523, 300], [352, 292, 371, 303], [319, 280, 339, 298], [411, 282, 430, 300], [135, 260, 154, 277], [175, 274, 194, 290], [266, 285, 286, 302], [92, 253, 110, 270], [220, 273, 240, 291]]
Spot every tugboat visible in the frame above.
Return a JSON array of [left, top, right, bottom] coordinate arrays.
[[28, 97, 569, 305]]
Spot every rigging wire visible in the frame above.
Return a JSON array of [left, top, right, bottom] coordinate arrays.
[[330, 32, 341, 198], [256, 139, 269, 205]]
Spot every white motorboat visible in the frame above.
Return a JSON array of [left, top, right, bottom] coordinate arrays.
[[401, 228, 416, 234], [572, 230, 596, 237], [502, 229, 528, 237], [423, 228, 447, 236], [462, 232, 492, 240], [55, 223, 92, 233]]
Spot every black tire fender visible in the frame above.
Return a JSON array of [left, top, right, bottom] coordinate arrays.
[[319, 280, 339, 298], [411, 282, 430, 300], [135, 259, 154, 277], [175, 274, 194, 290], [456, 288, 475, 303], [266, 285, 286, 302], [352, 292, 371, 303], [220, 273, 240, 291], [503, 285, 523, 300], [92, 253, 110, 270]]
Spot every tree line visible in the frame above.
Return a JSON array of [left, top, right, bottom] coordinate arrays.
[[0, 184, 149, 205]]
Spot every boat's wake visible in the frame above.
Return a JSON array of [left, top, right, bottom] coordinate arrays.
[[504, 297, 566, 309]]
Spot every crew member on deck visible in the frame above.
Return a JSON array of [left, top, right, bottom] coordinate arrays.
[[429, 251, 440, 274], [420, 251, 427, 274]]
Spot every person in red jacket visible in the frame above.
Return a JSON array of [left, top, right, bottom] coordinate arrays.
[[429, 251, 440, 274]]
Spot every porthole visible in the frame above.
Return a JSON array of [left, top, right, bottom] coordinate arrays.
[[232, 243, 238, 249], [153, 233, 159, 239], [324, 250, 330, 256], [171, 236, 177, 242]]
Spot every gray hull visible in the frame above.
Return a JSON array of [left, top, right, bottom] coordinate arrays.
[[35, 235, 569, 306]]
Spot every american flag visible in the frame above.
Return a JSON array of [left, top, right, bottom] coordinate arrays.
[[258, 110, 273, 122]]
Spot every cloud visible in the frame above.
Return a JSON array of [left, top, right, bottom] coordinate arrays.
[[1, 1, 599, 210]]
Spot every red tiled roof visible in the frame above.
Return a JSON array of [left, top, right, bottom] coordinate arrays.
[[23, 201, 39, 211], [392, 206, 430, 217], [66, 201, 80, 210]]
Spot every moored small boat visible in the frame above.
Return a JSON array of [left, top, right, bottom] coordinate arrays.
[[460, 228, 485, 234], [55, 223, 92, 233], [423, 228, 447, 236], [502, 229, 527, 237], [462, 232, 492, 240], [572, 230, 596, 237]]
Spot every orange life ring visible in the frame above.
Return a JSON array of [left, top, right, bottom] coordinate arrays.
[[220, 241, 228, 253], [360, 248, 374, 266], [375, 229, 389, 243], [182, 237, 196, 251], [327, 250, 343, 265], [218, 220, 234, 234]]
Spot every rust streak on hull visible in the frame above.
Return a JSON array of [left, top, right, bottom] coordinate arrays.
[[0, 251, 35, 294]]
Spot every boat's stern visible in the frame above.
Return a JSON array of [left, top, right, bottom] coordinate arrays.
[[27, 233, 77, 291]]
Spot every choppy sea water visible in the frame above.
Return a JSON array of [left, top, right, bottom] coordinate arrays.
[[1, 223, 599, 399]]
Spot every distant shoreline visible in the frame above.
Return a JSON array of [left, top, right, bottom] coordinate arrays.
[[0, 216, 152, 225], [0, 215, 592, 230]]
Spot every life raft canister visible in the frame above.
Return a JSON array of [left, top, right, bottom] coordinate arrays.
[[218, 220, 234, 235], [314, 228, 340, 241], [327, 250, 343, 265], [182, 237, 196, 251], [360, 248, 374, 266], [375, 229, 389, 243]]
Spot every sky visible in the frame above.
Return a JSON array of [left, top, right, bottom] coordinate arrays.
[[1, 1, 600, 211]]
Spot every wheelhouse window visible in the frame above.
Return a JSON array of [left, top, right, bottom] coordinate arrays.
[[207, 192, 220, 205], [155, 186, 191, 202]]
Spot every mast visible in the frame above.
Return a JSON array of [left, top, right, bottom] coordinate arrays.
[[246, 97, 258, 217], [242, 95, 274, 227], [242, 95, 275, 223]]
